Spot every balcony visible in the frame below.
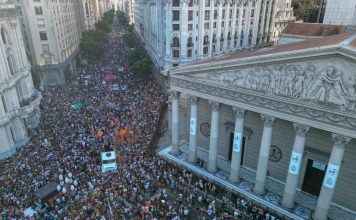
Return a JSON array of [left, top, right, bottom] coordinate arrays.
[[187, 42, 194, 47], [0, 91, 42, 127], [212, 39, 217, 43], [203, 41, 209, 45]]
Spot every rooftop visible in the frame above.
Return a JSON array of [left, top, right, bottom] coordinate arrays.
[[281, 23, 347, 37], [186, 32, 356, 67]]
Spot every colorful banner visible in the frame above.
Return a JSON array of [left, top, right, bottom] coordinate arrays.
[[71, 103, 82, 109], [233, 132, 242, 152], [288, 151, 302, 175], [324, 163, 340, 188], [189, 118, 196, 135]]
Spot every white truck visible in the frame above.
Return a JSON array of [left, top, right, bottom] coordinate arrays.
[[101, 151, 117, 172]]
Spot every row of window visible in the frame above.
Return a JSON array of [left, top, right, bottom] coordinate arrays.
[[172, 39, 250, 58], [172, 20, 254, 31], [172, 0, 255, 8], [173, 9, 255, 21]]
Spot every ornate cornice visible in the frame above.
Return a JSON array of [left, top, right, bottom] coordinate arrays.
[[331, 134, 351, 149], [293, 123, 310, 137], [170, 76, 356, 138]]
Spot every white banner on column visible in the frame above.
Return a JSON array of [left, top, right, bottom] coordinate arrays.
[[189, 118, 196, 135], [288, 151, 302, 175], [233, 132, 242, 152], [323, 163, 340, 189]]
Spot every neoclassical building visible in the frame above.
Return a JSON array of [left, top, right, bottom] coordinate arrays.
[[161, 32, 356, 219], [0, 1, 41, 159], [134, 0, 295, 70]]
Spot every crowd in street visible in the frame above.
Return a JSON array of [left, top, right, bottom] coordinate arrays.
[[0, 18, 280, 220]]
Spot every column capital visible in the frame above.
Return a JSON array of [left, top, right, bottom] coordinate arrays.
[[232, 107, 246, 119], [188, 95, 199, 105], [293, 123, 310, 137], [169, 90, 180, 100], [261, 114, 276, 127], [208, 100, 220, 112], [331, 134, 351, 149]]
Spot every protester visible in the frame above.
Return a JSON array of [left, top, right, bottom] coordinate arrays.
[[0, 18, 278, 220]]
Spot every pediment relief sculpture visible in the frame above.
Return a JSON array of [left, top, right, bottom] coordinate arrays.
[[190, 63, 356, 111]]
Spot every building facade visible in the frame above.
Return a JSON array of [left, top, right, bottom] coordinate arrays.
[[134, 0, 295, 70], [20, 0, 82, 86], [83, 0, 97, 30], [323, 0, 356, 25], [162, 33, 356, 220], [0, 1, 41, 159]]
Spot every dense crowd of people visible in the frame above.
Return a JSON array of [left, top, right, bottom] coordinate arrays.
[[0, 18, 280, 219]]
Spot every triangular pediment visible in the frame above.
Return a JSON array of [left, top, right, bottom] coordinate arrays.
[[183, 56, 356, 112]]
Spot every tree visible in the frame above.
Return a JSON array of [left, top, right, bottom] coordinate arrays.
[[103, 10, 115, 24], [123, 32, 134, 48], [116, 10, 128, 26], [128, 49, 143, 66], [131, 58, 152, 78], [95, 20, 111, 33], [80, 30, 107, 60]]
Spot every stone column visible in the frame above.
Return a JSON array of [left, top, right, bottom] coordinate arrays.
[[254, 114, 276, 195], [170, 91, 180, 155], [281, 123, 310, 208], [188, 96, 199, 163], [312, 134, 351, 220], [229, 107, 246, 183], [208, 101, 220, 172], [167, 97, 172, 138]]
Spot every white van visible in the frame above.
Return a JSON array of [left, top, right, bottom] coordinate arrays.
[[101, 151, 117, 172]]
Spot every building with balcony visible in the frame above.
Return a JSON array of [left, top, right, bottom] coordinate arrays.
[[0, 1, 41, 159], [133, 0, 295, 70], [19, 0, 82, 86]]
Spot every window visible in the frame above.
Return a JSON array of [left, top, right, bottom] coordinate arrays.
[[37, 18, 45, 27], [203, 47, 208, 54], [251, 9, 255, 17], [187, 49, 192, 57], [173, 63, 179, 67], [1, 95, 7, 113], [172, 37, 179, 47], [188, 24, 193, 30], [221, 21, 224, 27], [1, 28, 7, 44], [188, 10, 193, 21], [205, 10, 210, 20], [172, 11, 180, 21], [204, 23, 209, 29], [187, 37, 193, 46], [173, 50, 179, 58], [243, 9, 245, 18], [229, 10, 232, 19], [42, 44, 49, 52], [203, 35, 209, 44], [188, 0, 193, 7], [172, 24, 179, 31], [213, 22, 216, 28], [205, 0, 210, 7], [214, 10, 218, 19], [39, 31, 47, 40], [34, 6, 43, 15], [222, 10, 225, 19], [236, 9, 239, 18], [172, 0, 179, 7], [44, 57, 52, 65]]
